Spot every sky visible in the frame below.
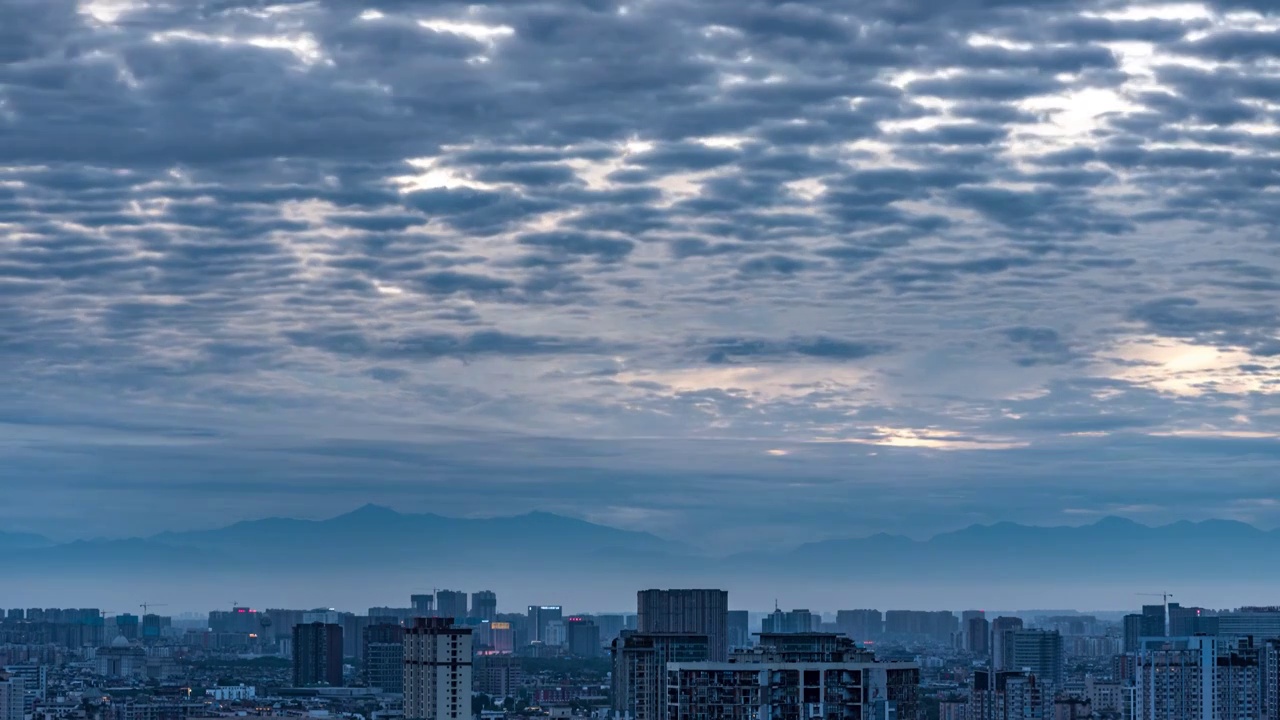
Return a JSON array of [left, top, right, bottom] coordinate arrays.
[[2, 0, 1280, 550]]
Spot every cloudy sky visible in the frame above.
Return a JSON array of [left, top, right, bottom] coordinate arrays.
[[2, 0, 1279, 548]]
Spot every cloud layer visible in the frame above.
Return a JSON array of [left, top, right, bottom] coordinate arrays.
[[3, 0, 1280, 547]]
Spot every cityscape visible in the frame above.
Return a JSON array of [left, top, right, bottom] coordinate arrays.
[[4, 588, 1280, 720], [5, 1, 1280, 720]]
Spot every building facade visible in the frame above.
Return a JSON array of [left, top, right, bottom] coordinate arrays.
[[1133, 636, 1261, 720], [667, 634, 919, 720], [636, 589, 729, 662], [404, 617, 472, 720], [611, 632, 710, 720], [293, 622, 344, 687], [364, 623, 406, 694]]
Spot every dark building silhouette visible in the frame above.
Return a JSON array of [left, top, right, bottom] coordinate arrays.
[[637, 589, 728, 661], [435, 591, 468, 622], [1123, 614, 1142, 653], [565, 616, 601, 658], [363, 623, 405, 693], [527, 605, 562, 644], [411, 594, 434, 616], [968, 617, 991, 655], [727, 610, 750, 649], [470, 591, 497, 621], [1141, 604, 1166, 638], [835, 609, 883, 640], [293, 622, 343, 687]]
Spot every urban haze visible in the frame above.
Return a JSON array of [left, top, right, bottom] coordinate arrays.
[[3, 0, 1280, 718]]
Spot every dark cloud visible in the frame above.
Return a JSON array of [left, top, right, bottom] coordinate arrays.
[[3, 0, 1280, 549]]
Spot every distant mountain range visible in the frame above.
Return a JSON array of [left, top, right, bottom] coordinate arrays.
[[3, 509, 1278, 607]]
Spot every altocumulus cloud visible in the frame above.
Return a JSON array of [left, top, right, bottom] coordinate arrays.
[[2, 0, 1280, 546]]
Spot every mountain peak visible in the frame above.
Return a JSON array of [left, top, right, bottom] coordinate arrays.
[[337, 503, 401, 520]]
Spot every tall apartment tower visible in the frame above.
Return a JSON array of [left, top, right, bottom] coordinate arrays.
[[404, 617, 472, 720], [363, 623, 406, 694], [0, 673, 24, 720], [1124, 614, 1143, 653], [1007, 629, 1064, 687], [411, 595, 435, 616], [967, 617, 991, 655], [293, 623, 344, 687], [637, 589, 729, 661], [470, 591, 497, 621], [435, 591, 468, 622], [1134, 636, 1261, 720], [990, 616, 1025, 672], [1141, 605, 1167, 638]]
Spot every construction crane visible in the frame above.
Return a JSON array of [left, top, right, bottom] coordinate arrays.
[[139, 603, 168, 615], [1138, 592, 1175, 635]]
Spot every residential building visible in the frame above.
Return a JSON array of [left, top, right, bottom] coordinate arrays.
[[667, 633, 920, 720], [0, 673, 24, 720], [636, 589, 729, 661], [1133, 636, 1260, 720], [969, 670, 1051, 720], [728, 610, 751, 649], [293, 622, 344, 687], [1123, 614, 1143, 654], [435, 591, 468, 623], [471, 592, 497, 622], [968, 617, 991, 656], [990, 617, 1024, 672], [1141, 605, 1167, 638], [1008, 630, 1064, 687], [763, 608, 819, 634], [364, 623, 406, 694], [611, 632, 710, 720], [835, 610, 883, 641], [404, 617, 472, 720], [475, 654, 523, 698], [411, 595, 435, 616]]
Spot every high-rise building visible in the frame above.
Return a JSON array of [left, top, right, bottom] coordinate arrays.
[[1134, 636, 1260, 720], [404, 617, 472, 720], [1124, 614, 1143, 653], [475, 655, 523, 698], [761, 608, 818, 634], [1007, 629, 1064, 687], [489, 622, 514, 654], [883, 610, 959, 641], [962, 610, 986, 649], [727, 610, 750, 649], [411, 595, 435, 617], [1218, 608, 1280, 638], [1140, 604, 1167, 638], [967, 617, 991, 655], [636, 589, 729, 662], [1170, 606, 1219, 636], [141, 614, 169, 641], [667, 633, 920, 720], [0, 673, 24, 720], [612, 632, 710, 720], [1262, 639, 1280, 720], [968, 669, 1051, 720], [565, 617, 601, 658], [470, 592, 497, 622], [595, 614, 629, 645], [435, 592, 468, 623], [527, 606, 563, 644], [293, 622, 344, 687], [990, 617, 1024, 671], [363, 623, 405, 694], [115, 614, 140, 641], [835, 609, 883, 641]]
